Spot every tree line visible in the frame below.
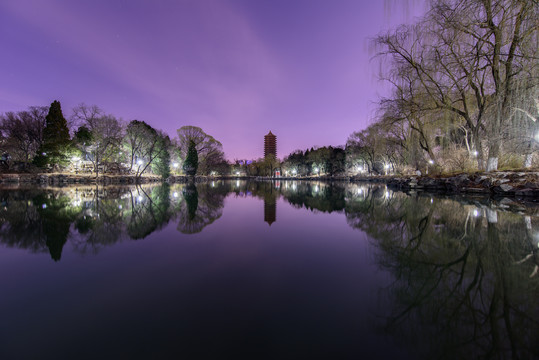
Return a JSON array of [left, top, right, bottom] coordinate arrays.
[[0, 101, 229, 178]]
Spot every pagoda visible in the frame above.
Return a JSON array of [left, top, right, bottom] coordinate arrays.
[[264, 131, 277, 159]]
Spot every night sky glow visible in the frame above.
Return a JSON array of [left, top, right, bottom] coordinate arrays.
[[0, 0, 425, 160]]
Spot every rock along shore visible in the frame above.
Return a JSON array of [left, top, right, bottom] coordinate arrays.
[[354, 171, 539, 198]]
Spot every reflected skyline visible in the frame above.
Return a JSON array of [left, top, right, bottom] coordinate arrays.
[[2, 181, 538, 260]]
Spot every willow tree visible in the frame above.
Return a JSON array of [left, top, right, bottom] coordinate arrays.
[[376, 0, 539, 171], [150, 134, 171, 180]]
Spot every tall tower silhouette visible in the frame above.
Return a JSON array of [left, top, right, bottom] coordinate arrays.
[[264, 193, 277, 226], [264, 131, 277, 159]]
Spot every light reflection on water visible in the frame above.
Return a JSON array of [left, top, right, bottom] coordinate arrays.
[[0, 181, 538, 359]]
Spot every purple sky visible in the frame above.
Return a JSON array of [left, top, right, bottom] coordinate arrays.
[[0, 0, 425, 160]]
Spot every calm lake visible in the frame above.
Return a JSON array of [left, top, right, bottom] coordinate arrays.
[[0, 181, 537, 359]]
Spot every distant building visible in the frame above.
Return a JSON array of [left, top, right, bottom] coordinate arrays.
[[264, 131, 277, 159]]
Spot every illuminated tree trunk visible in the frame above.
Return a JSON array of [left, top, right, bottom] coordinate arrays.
[[524, 154, 532, 168], [486, 142, 500, 172]]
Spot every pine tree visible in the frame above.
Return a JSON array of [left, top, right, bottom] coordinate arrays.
[[34, 100, 71, 168], [183, 140, 198, 176]]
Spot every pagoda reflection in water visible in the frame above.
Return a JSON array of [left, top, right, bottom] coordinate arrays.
[[264, 195, 276, 226]]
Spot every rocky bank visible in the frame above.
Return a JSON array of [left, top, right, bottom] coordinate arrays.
[[373, 171, 539, 198]]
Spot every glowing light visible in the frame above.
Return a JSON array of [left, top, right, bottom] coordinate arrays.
[[71, 156, 80, 162], [137, 160, 143, 165], [473, 209, 480, 217], [314, 167, 319, 173], [172, 162, 179, 168], [173, 192, 178, 198], [314, 185, 319, 192], [118, 205, 123, 209], [472, 151, 478, 157], [292, 169, 297, 175], [42, 204, 47, 209], [535, 132, 539, 141], [138, 196, 143, 202], [430, 198, 433, 204], [236, 171, 240, 176], [428, 160, 434, 164], [384, 164, 390, 169]]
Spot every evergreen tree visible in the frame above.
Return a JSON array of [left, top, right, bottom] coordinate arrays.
[[34, 100, 71, 168], [183, 140, 198, 176]]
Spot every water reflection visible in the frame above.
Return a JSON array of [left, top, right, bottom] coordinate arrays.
[[264, 195, 276, 226], [1, 181, 538, 357], [343, 185, 539, 359], [176, 182, 226, 234], [0, 181, 350, 260]]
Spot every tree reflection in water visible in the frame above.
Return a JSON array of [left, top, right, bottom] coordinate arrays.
[[344, 184, 539, 359], [0, 182, 230, 259], [176, 182, 226, 234], [0, 181, 538, 357]]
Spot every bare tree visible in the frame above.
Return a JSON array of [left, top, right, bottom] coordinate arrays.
[[72, 104, 123, 178], [0, 106, 47, 168], [124, 120, 152, 172], [176, 126, 224, 175], [375, 0, 539, 171], [125, 120, 168, 178]]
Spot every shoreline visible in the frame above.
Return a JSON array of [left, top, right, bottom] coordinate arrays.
[[381, 171, 539, 199], [0, 171, 538, 199]]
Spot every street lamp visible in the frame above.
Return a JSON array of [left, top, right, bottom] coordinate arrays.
[[137, 160, 143, 166], [384, 163, 390, 175], [428, 160, 434, 165], [172, 162, 179, 168]]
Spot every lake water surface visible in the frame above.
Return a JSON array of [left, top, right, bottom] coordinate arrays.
[[0, 181, 538, 359]]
